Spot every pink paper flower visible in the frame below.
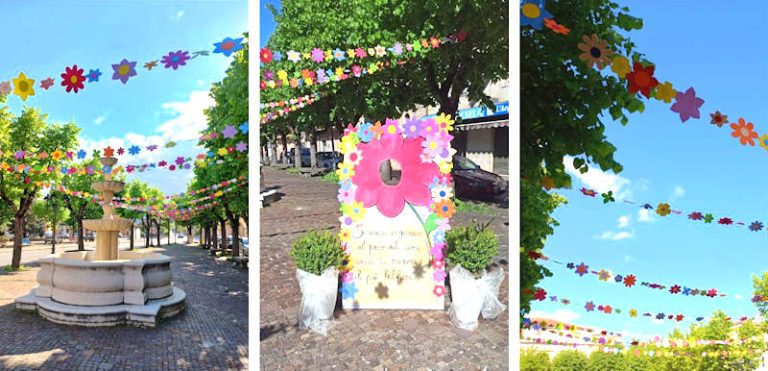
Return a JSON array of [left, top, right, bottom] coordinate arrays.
[[311, 48, 325, 63], [419, 118, 439, 137], [430, 243, 445, 259], [381, 118, 401, 137], [342, 271, 354, 283], [352, 135, 438, 217], [670, 87, 704, 122]]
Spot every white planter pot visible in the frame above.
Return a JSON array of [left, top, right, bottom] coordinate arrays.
[[296, 267, 339, 336], [448, 265, 506, 331]]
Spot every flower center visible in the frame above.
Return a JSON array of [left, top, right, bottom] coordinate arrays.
[[742, 128, 750, 137], [379, 159, 402, 186], [70, 75, 79, 83], [119, 65, 130, 76], [19, 81, 28, 91], [222, 41, 234, 50], [590, 47, 601, 58], [522, 3, 540, 18], [635, 71, 650, 86]]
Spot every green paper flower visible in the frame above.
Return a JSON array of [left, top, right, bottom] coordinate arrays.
[[601, 191, 615, 203], [703, 213, 714, 223]]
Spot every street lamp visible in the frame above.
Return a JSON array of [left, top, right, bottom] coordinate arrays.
[[44, 193, 58, 254]]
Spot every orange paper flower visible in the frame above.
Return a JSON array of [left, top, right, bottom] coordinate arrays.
[[433, 199, 456, 218], [731, 118, 758, 146], [577, 34, 613, 70]]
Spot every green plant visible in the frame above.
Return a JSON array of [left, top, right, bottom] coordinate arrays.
[[521, 349, 552, 371], [454, 198, 493, 215], [552, 350, 588, 371], [587, 351, 625, 371], [3, 264, 27, 272], [445, 219, 499, 277], [286, 167, 301, 174], [290, 230, 345, 275], [321, 171, 340, 183]]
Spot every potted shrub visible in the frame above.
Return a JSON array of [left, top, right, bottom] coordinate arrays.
[[290, 230, 345, 335], [445, 219, 506, 330]]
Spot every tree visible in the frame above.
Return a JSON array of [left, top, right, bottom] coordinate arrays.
[[31, 198, 70, 247], [0, 100, 80, 268], [752, 271, 768, 317], [520, 0, 646, 321], [59, 156, 105, 250]]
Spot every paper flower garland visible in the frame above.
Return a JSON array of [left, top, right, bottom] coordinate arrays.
[[213, 37, 244, 57], [731, 118, 758, 146], [60, 65, 86, 93], [161, 50, 190, 70], [112, 59, 137, 84], [12, 72, 35, 101], [626, 62, 659, 98]]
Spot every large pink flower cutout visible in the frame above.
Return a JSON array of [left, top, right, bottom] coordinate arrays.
[[352, 135, 438, 217]]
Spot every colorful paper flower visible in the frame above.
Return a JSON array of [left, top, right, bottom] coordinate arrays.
[[670, 285, 681, 294], [310, 48, 325, 63], [626, 62, 659, 98], [336, 162, 355, 181], [688, 212, 703, 220], [656, 203, 671, 216], [603, 305, 613, 314], [597, 269, 611, 281], [670, 87, 704, 122], [382, 118, 402, 137], [703, 213, 714, 223], [675, 314, 684, 322], [760, 135, 768, 152], [534, 288, 547, 301], [433, 199, 456, 219], [213, 37, 244, 57], [60, 65, 86, 93], [345, 149, 363, 168], [12, 72, 35, 101], [521, 0, 553, 30], [432, 259, 445, 270], [433, 285, 447, 297], [401, 118, 421, 139], [575, 263, 588, 276], [419, 118, 439, 138], [614, 274, 623, 283], [585, 301, 595, 312], [340, 281, 358, 299], [543, 18, 570, 35], [40, 78, 54, 90], [343, 201, 366, 222], [577, 34, 613, 70], [707, 289, 718, 297], [128, 146, 140, 155], [286, 50, 301, 63], [624, 274, 637, 287], [374, 45, 386, 57], [161, 50, 190, 70], [750, 221, 763, 231], [611, 55, 631, 79], [654, 81, 676, 103], [580, 188, 597, 197], [338, 228, 351, 242], [431, 184, 453, 200], [731, 118, 758, 146], [351, 135, 438, 217], [332, 48, 346, 62], [718, 217, 733, 225], [260, 47, 273, 64], [435, 113, 455, 133], [112, 59, 137, 84], [355, 122, 374, 143], [710, 111, 728, 127], [77, 149, 86, 159]]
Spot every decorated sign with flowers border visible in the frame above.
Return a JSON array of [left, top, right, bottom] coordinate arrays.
[[337, 114, 456, 309]]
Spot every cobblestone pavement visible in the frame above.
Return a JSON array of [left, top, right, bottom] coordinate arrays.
[[0, 244, 248, 370], [260, 166, 509, 370]]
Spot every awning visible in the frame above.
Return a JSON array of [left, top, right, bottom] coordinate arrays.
[[455, 119, 509, 131]]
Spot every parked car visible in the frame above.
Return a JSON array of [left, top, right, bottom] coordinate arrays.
[[287, 148, 311, 167], [85, 232, 95, 241], [451, 156, 507, 200], [177, 233, 185, 239], [317, 151, 342, 169]]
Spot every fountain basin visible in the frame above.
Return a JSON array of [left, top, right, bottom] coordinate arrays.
[[15, 250, 186, 327], [82, 218, 132, 232], [91, 180, 125, 194]]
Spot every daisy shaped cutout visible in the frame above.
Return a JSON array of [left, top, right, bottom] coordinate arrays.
[[670, 87, 704, 122], [577, 34, 612, 70], [112, 59, 137, 84], [161, 50, 191, 70], [61, 65, 86, 93], [40, 78, 55, 90], [310, 48, 325, 63], [731, 118, 758, 146], [213, 37, 244, 57]]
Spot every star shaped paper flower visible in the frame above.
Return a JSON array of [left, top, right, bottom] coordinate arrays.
[[575, 263, 589, 276], [598, 269, 611, 281], [161, 50, 190, 70], [112, 59, 137, 84], [731, 117, 758, 146], [340, 281, 358, 299], [670, 285, 681, 294], [239, 121, 249, 134], [654, 81, 676, 103], [213, 37, 244, 57], [670, 87, 704, 122], [222, 125, 237, 138], [521, 0, 553, 30], [60, 65, 86, 93], [286, 50, 301, 63], [688, 212, 703, 220], [611, 55, 631, 79], [40, 78, 54, 90], [128, 146, 140, 155], [718, 217, 733, 225], [375, 45, 386, 57], [103, 147, 114, 157], [12, 72, 35, 101], [77, 149, 87, 159], [710, 110, 728, 127], [533, 288, 547, 301], [235, 142, 247, 152], [750, 221, 763, 231], [707, 289, 717, 297], [626, 62, 659, 98], [703, 213, 714, 223]]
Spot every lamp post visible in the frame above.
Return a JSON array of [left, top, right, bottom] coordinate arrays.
[[44, 193, 58, 254]]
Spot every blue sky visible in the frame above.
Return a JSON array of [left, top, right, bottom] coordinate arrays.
[[0, 0, 246, 195], [259, 0, 280, 47], [530, 0, 768, 342]]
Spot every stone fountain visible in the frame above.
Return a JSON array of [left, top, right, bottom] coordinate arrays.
[[15, 156, 186, 327]]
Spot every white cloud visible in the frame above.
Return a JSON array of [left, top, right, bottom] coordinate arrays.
[[156, 90, 214, 142], [528, 309, 581, 323], [618, 215, 631, 228], [637, 208, 654, 223], [597, 230, 634, 241], [735, 294, 744, 300], [94, 114, 107, 125], [171, 10, 184, 20], [563, 156, 631, 199], [671, 185, 685, 200]]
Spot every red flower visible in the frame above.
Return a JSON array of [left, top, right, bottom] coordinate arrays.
[[534, 288, 547, 301], [670, 285, 681, 294], [707, 289, 718, 297], [626, 62, 659, 98], [527, 250, 543, 260], [718, 217, 733, 225], [429, 36, 441, 48], [433, 285, 446, 297], [60, 65, 86, 93], [623, 274, 636, 287], [688, 212, 703, 220], [260, 48, 273, 64], [603, 305, 613, 314], [260, 81, 266, 90], [676, 314, 684, 322]]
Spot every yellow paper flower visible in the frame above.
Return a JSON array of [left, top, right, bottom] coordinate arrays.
[[12, 72, 35, 101], [435, 113, 455, 133], [303, 77, 313, 86], [335, 67, 345, 77], [367, 48, 375, 57], [336, 162, 355, 180], [339, 134, 359, 155], [217, 147, 228, 156], [611, 55, 631, 79], [324, 50, 333, 61], [277, 70, 288, 81], [439, 161, 452, 174], [338, 228, 351, 242], [302, 52, 311, 60], [346, 49, 355, 58], [759, 134, 768, 152], [629, 309, 638, 318], [343, 201, 366, 222], [654, 81, 676, 103], [267, 80, 276, 89], [656, 202, 671, 216], [340, 253, 353, 271]]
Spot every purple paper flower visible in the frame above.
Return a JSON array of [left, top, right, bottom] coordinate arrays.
[[175, 156, 185, 165], [147, 145, 158, 151], [263, 70, 274, 81], [419, 118, 439, 138], [670, 87, 704, 122], [750, 221, 763, 231], [433, 269, 446, 281], [391, 42, 403, 56], [272, 51, 282, 62], [585, 301, 595, 312], [111, 59, 137, 84], [430, 243, 445, 259], [14, 151, 25, 159], [316, 69, 326, 83], [341, 271, 354, 283], [311, 48, 325, 63], [401, 118, 421, 139], [236, 141, 248, 152], [222, 125, 237, 139], [161, 50, 190, 70]]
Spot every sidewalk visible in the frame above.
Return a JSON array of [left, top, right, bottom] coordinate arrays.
[[0, 244, 248, 370], [260, 166, 509, 370]]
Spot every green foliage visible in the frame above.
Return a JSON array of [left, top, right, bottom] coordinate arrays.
[[445, 219, 499, 277], [753, 272, 768, 316], [289, 230, 345, 275], [3, 264, 27, 272], [454, 198, 493, 215], [552, 350, 588, 371], [321, 170, 340, 183], [31, 199, 70, 228], [520, 349, 552, 371], [286, 167, 301, 174], [587, 351, 625, 371]]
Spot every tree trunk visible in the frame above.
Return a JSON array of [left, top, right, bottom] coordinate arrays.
[[167, 220, 171, 245], [145, 215, 151, 247], [281, 133, 289, 166], [309, 131, 318, 170], [10, 217, 23, 268], [129, 221, 135, 250], [211, 224, 218, 250], [52, 217, 57, 254], [77, 219, 85, 251], [219, 218, 226, 251], [226, 212, 241, 258], [187, 225, 193, 244], [267, 140, 275, 166], [199, 226, 204, 246], [155, 219, 161, 246]]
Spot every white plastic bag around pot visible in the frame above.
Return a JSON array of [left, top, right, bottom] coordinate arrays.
[[448, 265, 506, 331], [296, 267, 339, 336]]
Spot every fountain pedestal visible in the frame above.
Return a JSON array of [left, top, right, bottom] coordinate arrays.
[[15, 156, 186, 327]]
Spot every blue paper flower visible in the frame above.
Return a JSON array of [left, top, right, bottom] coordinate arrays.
[[213, 37, 244, 57], [272, 51, 282, 62], [103, 165, 112, 173], [521, 0, 553, 30], [239, 121, 249, 134], [87, 69, 102, 83], [357, 122, 374, 142], [128, 146, 140, 155], [77, 149, 87, 159], [332, 48, 346, 62], [614, 274, 623, 283], [682, 287, 691, 296], [207, 151, 215, 158], [340, 282, 358, 299]]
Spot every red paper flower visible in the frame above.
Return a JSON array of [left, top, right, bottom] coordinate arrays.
[[603, 305, 613, 314], [718, 217, 733, 225], [352, 135, 439, 217], [433, 285, 446, 297], [534, 288, 547, 301], [670, 285, 681, 294], [429, 36, 441, 48], [623, 274, 636, 287], [688, 212, 703, 220], [707, 289, 717, 297], [60, 64, 86, 93], [260, 48, 273, 64], [676, 314, 684, 322], [626, 62, 659, 98]]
